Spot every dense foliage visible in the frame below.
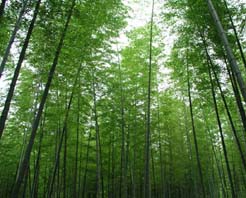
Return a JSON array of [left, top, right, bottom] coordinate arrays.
[[0, 0, 246, 197]]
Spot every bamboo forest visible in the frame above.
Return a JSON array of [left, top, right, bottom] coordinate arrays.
[[2, 0, 246, 197]]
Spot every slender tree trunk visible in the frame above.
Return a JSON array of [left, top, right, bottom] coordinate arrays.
[[48, 117, 65, 196], [42, 165, 48, 197], [117, 48, 127, 198], [55, 123, 61, 197], [205, 0, 246, 104], [218, 151, 229, 197], [92, 72, 102, 198], [63, 83, 68, 197], [63, 126, 67, 198], [201, 35, 246, 170], [132, 89, 138, 198], [73, 96, 80, 198], [125, 126, 130, 197], [78, 142, 83, 198], [107, 131, 111, 198], [144, 1, 154, 197], [82, 129, 92, 198], [157, 89, 165, 198], [223, 0, 246, 70], [111, 127, 116, 198], [0, 0, 7, 18], [151, 148, 157, 198], [0, 0, 28, 78], [207, 56, 236, 197], [200, 104, 228, 197], [10, 1, 75, 195], [232, 162, 239, 197], [225, 57, 246, 136], [31, 113, 46, 198], [211, 61, 246, 169], [99, 131, 105, 198], [186, 61, 206, 197], [55, 86, 62, 198], [182, 97, 196, 197], [0, 0, 41, 138], [47, 63, 81, 197], [167, 129, 173, 198], [240, 19, 245, 34], [22, 167, 29, 198], [13, 127, 30, 195], [239, 164, 246, 193], [119, 125, 125, 196]]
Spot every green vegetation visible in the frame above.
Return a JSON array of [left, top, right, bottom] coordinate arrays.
[[0, 0, 246, 197]]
